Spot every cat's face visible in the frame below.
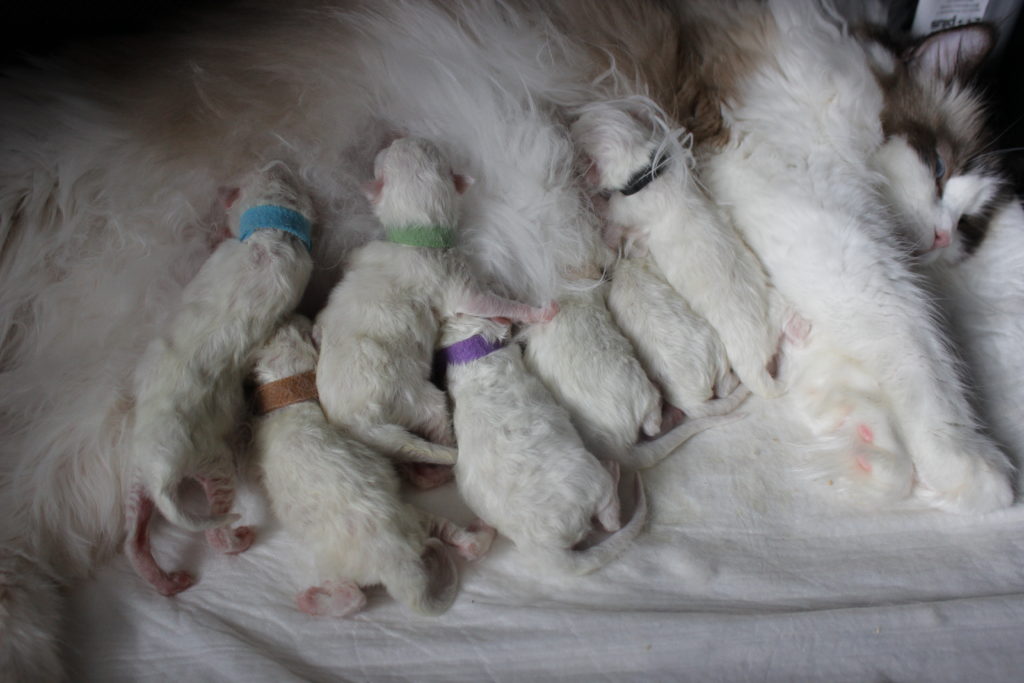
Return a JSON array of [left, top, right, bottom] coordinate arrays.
[[869, 24, 1005, 265]]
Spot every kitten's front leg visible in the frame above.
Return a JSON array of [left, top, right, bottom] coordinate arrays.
[[455, 286, 559, 324]]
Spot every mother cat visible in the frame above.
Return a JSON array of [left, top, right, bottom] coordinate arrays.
[[0, 0, 1014, 678]]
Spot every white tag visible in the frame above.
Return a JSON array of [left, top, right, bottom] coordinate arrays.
[[911, 0, 990, 35]]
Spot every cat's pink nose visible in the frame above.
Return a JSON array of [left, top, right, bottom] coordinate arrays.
[[932, 230, 951, 249]]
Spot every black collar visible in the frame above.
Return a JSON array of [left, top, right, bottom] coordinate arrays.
[[618, 148, 670, 196]]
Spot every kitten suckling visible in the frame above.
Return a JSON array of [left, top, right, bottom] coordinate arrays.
[[250, 315, 493, 617], [125, 163, 314, 595], [572, 101, 786, 400], [314, 137, 557, 471]]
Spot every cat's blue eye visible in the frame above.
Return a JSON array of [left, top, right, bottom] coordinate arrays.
[[934, 154, 946, 179]]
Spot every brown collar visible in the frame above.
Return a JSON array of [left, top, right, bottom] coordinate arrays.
[[252, 371, 319, 415]]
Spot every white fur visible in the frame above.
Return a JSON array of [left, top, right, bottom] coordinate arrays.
[[607, 254, 741, 413], [250, 315, 493, 617], [701, 0, 1012, 512], [126, 163, 314, 595], [315, 138, 556, 465], [521, 280, 663, 459], [572, 101, 786, 399], [441, 314, 647, 575]]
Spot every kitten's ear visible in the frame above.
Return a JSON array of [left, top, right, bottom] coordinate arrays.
[[219, 186, 241, 209], [362, 177, 384, 202], [452, 173, 475, 194], [905, 23, 996, 83]]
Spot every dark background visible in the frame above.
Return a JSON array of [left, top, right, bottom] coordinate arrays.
[[2, 2, 1022, 192]]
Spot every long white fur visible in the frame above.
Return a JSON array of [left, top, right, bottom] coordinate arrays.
[[571, 101, 786, 399], [441, 314, 647, 575], [315, 137, 556, 466], [607, 253, 744, 414], [699, 0, 1012, 512], [251, 315, 493, 617]]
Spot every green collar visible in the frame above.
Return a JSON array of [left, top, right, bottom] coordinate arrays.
[[385, 225, 456, 249]]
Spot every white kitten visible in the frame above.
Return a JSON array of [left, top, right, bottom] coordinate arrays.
[[126, 163, 314, 595], [250, 315, 494, 617], [571, 101, 785, 399], [607, 252, 746, 416], [315, 137, 557, 467], [521, 278, 664, 460], [441, 313, 645, 575]]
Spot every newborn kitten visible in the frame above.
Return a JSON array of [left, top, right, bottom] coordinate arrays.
[[520, 277, 664, 461], [441, 313, 644, 575], [250, 315, 494, 617], [607, 248, 747, 418], [571, 101, 785, 399], [126, 163, 314, 595], [315, 137, 557, 468]]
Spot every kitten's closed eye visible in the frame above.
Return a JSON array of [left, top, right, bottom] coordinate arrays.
[[933, 153, 946, 181]]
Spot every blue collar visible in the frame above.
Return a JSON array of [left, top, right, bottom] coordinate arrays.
[[238, 205, 312, 252]]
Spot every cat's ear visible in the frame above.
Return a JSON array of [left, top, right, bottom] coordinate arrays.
[[219, 186, 241, 209], [905, 23, 996, 83]]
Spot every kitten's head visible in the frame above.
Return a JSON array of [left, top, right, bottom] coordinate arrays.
[[363, 137, 473, 229], [571, 104, 662, 192], [868, 24, 1005, 264]]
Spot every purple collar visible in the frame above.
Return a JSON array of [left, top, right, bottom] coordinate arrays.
[[441, 334, 505, 365]]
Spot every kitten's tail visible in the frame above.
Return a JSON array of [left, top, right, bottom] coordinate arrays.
[[548, 473, 648, 576], [0, 549, 64, 682], [379, 538, 460, 616], [627, 410, 746, 470], [679, 385, 751, 420], [360, 424, 458, 466]]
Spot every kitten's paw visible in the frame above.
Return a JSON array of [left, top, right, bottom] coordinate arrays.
[[207, 525, 255, 554], [296, 581, 367, 618], [457, 520, 497, 561], [155, 571, 196, 597], [532, 301, 559, 323]]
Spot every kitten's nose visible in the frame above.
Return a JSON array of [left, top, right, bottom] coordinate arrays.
[[932, 230, 952, 249]]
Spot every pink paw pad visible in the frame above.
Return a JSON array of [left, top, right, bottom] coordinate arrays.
[[296, 581, 366, 618], [208, 525, 255, 554], [458, 521, 497, 561]]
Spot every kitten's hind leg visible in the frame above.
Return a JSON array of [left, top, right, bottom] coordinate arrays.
[[124, 485, 195, 596], [422, 511, 496, 562], [197, 475, 254, 555]]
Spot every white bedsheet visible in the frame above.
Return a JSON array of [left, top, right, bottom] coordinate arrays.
[[64, 396, 1024, 681]]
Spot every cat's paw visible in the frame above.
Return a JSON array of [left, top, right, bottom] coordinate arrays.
[[913, 456, 1014, 514], [804, 438, 915, 506], [296, 581, 367, 618]]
